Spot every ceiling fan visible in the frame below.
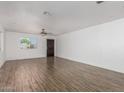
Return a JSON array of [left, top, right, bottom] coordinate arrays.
[[40, 28, 55, 36], [96, 1, 104, 4]]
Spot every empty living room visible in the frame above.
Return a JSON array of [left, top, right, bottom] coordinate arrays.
[[0, 0, 124, 92]]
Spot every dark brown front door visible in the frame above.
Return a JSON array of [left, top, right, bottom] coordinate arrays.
[[47, 39, 54, 57]]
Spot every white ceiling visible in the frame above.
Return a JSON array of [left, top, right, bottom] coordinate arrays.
[[0, 1, 124, 35]]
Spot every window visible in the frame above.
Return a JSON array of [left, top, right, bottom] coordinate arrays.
[[20, 37, 37, 49]]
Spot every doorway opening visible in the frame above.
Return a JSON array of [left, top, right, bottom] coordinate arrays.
[[47, 39, 54, 57]]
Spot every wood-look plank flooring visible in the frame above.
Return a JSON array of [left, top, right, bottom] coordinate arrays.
[[0, 57, 124, 92]]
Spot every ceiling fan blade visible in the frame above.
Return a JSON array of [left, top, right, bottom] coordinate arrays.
[[96, 1, 104, 4], [47, 33, 56, 36]]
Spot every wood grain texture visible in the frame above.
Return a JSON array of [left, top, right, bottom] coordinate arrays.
[[0, 57, 124, 92]]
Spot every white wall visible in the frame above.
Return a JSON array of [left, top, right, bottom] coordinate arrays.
[[5, 31, 56, 60], [56, 18, 124, 73], [0, 32, 1, 50], [0, 26, 5, 67]]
